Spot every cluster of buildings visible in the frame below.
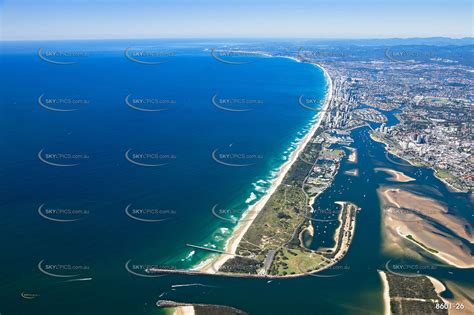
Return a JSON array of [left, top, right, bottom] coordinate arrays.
[[377, 120, 472, 191], [305, 147, 344, 196], [325, 110, 354, 129], [296, 45, 473, 192]]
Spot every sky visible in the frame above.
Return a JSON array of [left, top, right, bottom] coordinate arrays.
[[1, 0, 473, 40]]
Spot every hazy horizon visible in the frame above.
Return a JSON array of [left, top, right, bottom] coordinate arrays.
[[1, 36, 473, 43], [1, 0, 472, 40]]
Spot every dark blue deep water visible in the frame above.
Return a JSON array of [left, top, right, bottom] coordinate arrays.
[[0, 40, 329, 314], [0, 40, 472, 315]]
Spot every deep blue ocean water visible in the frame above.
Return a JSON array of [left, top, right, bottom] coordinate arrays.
[[1, 40, 472, 315], [0, 40, 328, 314]]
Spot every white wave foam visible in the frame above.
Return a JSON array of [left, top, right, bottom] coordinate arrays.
[[181, 250, 195, 261], [245, 192, 257, 204], [171, 283, 218, 288], [219, 227, 230, 234], [252, 182, 266, 193], [214, 235, 224, 242]]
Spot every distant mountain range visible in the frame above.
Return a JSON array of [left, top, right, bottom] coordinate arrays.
[[296, 37, 474, 46]]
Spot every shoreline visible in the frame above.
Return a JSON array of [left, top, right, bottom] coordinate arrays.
[[328, 201, 347, 251], [369, 133, 465, 193], [378, 271, 450, 315], [426, 276, 447, 300], [196, 60, 334, 274], [377, 270, 391, 315]]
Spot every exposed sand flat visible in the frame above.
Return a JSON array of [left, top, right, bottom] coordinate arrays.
[[398, 224, 473, 268], [379, 187, 474, 269], [344, 168, 359, 177], [175, 306, 195, 315], [345, 147, 358, 163], [444, 280, 474, 315], [375, 168, 415, 182], [381, 213, 410, 256], [381, 215, 426, 261], [382, 209, 464, 265], [382, 189, 402, 208], [377, 270, 391, 315], [196, 63, 334, 274], [379, 187, 473, 243]]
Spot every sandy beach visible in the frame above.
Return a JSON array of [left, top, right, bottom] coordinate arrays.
[[378, 270, 391, 315], [379, 271, 453, 315], [427, 276, 447, 297], [328, 201, 355, 253], [175, 306, 195, 315], [197, 62, 333, 273]]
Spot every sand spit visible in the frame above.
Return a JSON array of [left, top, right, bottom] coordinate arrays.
[[344, 168, 359, 177], [375, 168, 415, 183]]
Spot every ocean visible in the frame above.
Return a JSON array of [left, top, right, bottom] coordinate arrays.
[[1, 40, 472, 315], [0, 40, 327, 314]]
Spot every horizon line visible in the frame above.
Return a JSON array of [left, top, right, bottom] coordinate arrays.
[[2, 36, 473, 43]]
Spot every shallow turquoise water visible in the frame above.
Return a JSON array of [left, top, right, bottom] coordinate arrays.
[[0, 40, 471, 315]]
